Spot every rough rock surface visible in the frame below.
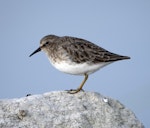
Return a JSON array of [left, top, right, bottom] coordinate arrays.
[[0, 91, 144, 128]]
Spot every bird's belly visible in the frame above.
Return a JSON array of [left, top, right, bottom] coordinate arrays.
[[50, 60, 111, 75]]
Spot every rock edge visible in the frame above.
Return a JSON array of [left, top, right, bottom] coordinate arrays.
[[0, 91, 144, 128]]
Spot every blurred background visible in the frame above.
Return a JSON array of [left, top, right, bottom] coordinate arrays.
[[0, 0, 149, 127]]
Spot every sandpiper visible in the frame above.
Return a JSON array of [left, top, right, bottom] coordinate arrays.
[[29, 35, 130, 94]]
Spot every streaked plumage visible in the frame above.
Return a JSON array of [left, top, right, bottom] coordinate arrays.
[[30, 35, 130, 94]]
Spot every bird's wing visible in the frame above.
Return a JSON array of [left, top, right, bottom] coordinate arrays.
[[61, 37, 126, 64]]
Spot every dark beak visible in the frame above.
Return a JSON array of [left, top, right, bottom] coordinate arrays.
[[29, 47, 41, 57]]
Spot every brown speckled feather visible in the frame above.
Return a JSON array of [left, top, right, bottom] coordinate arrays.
[[61, 36, 130, 64]]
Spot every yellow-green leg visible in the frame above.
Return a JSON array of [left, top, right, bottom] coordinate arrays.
[[68, 74, 88, 94]]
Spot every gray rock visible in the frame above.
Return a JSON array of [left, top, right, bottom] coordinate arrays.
[[0, 91, 144, 128]]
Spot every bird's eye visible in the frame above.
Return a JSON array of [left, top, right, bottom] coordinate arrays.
[[43, 42, 49, 46], [43, 42, 49, 47]]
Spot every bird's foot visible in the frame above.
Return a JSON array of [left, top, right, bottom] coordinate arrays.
[[66, 88, 84, 94]]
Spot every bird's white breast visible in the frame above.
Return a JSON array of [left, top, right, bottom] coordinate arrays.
[[49, 59, 112, 75]]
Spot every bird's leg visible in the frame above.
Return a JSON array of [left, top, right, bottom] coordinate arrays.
[[68, 74, 88, 94]]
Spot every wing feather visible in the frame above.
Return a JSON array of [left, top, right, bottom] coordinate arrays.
[[61, 37, 129, 63]]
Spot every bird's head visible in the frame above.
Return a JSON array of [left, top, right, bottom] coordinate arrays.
[[29, 35, 59, 57]]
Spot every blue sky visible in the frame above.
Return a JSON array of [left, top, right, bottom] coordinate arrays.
[[0, 0, 149, 127]]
